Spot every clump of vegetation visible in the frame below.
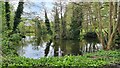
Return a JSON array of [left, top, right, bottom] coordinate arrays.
[[2, 50, 120, 67], [9, 33, 22, 42]]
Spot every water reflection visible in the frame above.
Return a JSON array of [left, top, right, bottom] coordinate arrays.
[[17, 36, 102, 59], [45, 39, 52, 56]]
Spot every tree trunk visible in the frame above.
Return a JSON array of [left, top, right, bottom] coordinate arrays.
[[97, 3, 106, 49], [106, 32, 114, 50], [118, 24, 120, 34], [114, 2, 118, 33], [118, 2, 120, 34], [109, 2, 113, 37], [106, 2, 120, 50]]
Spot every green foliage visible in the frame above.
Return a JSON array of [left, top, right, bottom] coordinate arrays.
[[45, 10, 52, 35], [2, 50, 120, 67], [34, 18, 42, 40], [18, 22, 26, 36], [2, 45, 18, 57], [1, 2, 7, 31], [2, 32, 21, 58], [5, 2, 10, 29], [54, 8, 60, 39], [2, 29, 22, 46], [13, 2, 24, 32], [70, 3, 83, 40], [61, 8, 67, 39], [9, 33, 22, 42], [2, 30, 12, 37], [2, 29, 22, 56]]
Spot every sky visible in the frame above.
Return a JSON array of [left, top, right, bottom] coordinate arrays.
[[10, 0, 119, 21], [10, 0, 55, 21], [23, 2, 54, 20]]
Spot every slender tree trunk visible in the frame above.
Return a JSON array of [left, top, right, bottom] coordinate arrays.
[[114, 2, 118, 24], [87, 11, 89, 32], [106, 32, 114, 50], [118, 2, 120, 34], [114, 2, 118, 33], [118, 22, 120, 34], [97, 3, 106, 49], [109, 2, 113, 38]]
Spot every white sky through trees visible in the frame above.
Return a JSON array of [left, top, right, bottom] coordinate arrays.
[[7, 0, 120, 21], [10, 0, 54, 21]]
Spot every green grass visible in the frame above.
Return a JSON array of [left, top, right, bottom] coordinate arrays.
[[2, 50, 120, 67]]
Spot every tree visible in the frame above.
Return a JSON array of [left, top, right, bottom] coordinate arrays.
[[45, 10, 52, 35], [106, 2, 120, 50], [56, 0, 67, 39], [52, 1, 67, 39], [54, 7, 60, 39], [5, 2, 10, 29], [61, 7, 67, 39], [70, 3, 83, 40], [33, 17, 42, 45], [13, 1, 24, 32], [89, 2, 120, 50]]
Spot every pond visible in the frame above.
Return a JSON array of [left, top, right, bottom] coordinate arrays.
[[17, 36, 102, 59]]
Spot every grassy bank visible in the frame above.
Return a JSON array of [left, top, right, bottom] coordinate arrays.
[[2, 50, 120, 68]]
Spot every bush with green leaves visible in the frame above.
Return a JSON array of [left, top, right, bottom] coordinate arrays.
[[9, 33, 22, 42], [2, 50, 120, 67]]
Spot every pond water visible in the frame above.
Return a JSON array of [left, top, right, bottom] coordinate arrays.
[[17, 36, 102, 59]]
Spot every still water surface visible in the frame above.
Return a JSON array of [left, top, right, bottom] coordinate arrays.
[[17, 36, 102, 59]]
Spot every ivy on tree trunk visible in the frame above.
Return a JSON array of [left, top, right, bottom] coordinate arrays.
[[5, 2, 10, 29], [13, 2, 24, 32], [45, 10, 52, 35]]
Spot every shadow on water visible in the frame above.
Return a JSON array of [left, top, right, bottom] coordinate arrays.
[[17, 36, 102, 59]]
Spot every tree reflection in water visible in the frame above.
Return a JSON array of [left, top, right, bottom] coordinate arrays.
[[17, 36, 102, 59], [44, 39, 52, 56]]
